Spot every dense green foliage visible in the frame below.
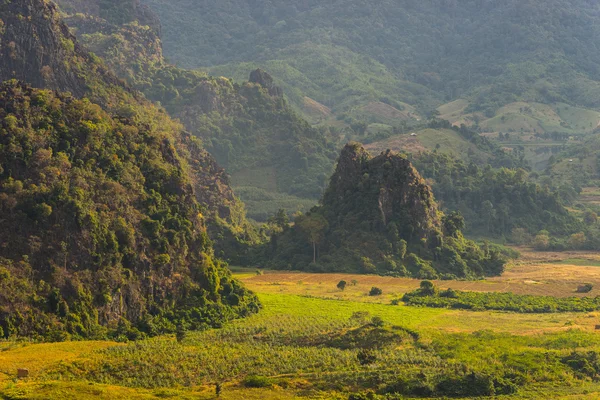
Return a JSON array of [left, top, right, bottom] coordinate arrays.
[[412, 150, 582, 237], [266, 143, 506, 277], [0, 0, 261, 341], [403, 283, 600, 313], [145, 0, 600, 121], [0, 82, 259, 340], [7, 291, 600, 398]]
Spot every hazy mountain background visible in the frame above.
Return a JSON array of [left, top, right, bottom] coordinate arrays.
[[143, 0, 600, 128]]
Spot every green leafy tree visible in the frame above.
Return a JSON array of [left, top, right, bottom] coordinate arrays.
[[176, 323, 187, 343], [584, 211, 598, 225], [481, 200, 496, 234], [419, 280, 437, 296], [297, 213, 329, 263], [511, 228, 531, 245], [398, 239, 407, 260], [568, 232, 587, 250], [533, 232, 551, 250]]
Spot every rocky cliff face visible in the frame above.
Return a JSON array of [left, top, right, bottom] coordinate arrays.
[[249, 68, 283, 97], [266, 143, 506, 278], [0, 0, 123, 99], [323, 143, 441, 241]]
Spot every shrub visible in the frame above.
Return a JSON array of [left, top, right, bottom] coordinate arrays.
[[561, 351, 600, 379], [337, 280, 347, 291], [403, 287, 600, 313], [419, 280, 437, 296], [577, 283, 593, 293], [357, 349, 377, 365], [176, 323, 187, 343], [440, 288, 458, 298], [243, 375, 273, 388], [369, 287, 383, 296]]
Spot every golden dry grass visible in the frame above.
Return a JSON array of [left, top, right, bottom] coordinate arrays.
[[243, 249, 600, 301], [0, 341, 121, 384]]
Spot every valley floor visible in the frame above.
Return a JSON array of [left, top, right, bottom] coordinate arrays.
[[3, 250, 600, 399]]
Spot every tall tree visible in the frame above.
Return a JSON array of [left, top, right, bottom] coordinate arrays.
[[298, 214, 328, 263]]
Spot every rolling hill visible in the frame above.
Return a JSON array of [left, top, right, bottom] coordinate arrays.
[[142, 0, 600, 126]]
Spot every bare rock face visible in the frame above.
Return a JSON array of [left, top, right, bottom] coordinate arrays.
[[0, 0, 87, 97], [249, 69, 283, 97], [0, 0, 127, 102]]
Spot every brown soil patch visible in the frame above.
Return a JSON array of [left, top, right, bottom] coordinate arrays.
[[365, 136, 427, 155], [302, 97, 331, 118], [361, 102, 418, 121]]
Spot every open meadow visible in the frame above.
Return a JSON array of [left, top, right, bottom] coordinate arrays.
[[4, 251, 600, 399]]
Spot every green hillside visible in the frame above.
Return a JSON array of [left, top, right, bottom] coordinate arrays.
[[143, 0, 600, 123], [56, 2, 338, 220], [266, 143, 507, 278]]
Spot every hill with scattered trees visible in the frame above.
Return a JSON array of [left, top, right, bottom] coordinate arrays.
[[54, 0, 338, 220]]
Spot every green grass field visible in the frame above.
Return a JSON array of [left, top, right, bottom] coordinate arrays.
[[5, 262, 600, 399]]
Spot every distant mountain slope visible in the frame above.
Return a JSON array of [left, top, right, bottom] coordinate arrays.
[[0, 0, 258, 339], [56, 0, 337, 219], [361, 121, 581, 237], [142, 0, 600, 123], [266, 143, 506, 278]]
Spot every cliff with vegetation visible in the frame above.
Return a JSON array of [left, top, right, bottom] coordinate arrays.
[[6, 0, 263, 259], [266, 143, 506, 278], [0, 0, 259, 340]]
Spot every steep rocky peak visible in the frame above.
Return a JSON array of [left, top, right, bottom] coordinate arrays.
[[0, 0, 126, 100], [249, 68, 283, 97], [325, 142, 440, 236]]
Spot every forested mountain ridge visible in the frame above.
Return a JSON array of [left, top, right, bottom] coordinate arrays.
[[0, 0, 259, 339], [55, 0, 338, 220], [267, 143, 506, 278], [143, 0, 600, 124]]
